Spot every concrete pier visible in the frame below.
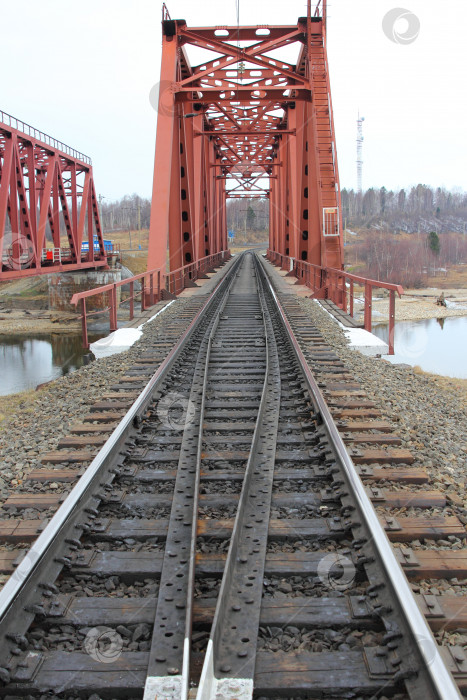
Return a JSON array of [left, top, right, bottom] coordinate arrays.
[[48, 269, 122, 311]]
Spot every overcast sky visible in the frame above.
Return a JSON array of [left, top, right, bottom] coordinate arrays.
[[2, 0, 466, 201]]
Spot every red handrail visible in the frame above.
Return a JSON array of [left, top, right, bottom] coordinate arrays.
[[71, 250, 231, 348], [267, 249, 403, 355]]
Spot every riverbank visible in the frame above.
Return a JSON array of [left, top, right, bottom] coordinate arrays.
[[408, 366, 467, 407], [369, 288, 467, 323], [0, 308, 81, 334]]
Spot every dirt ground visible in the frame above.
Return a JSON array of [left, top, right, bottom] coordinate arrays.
[[0, 308, 82, 334], [370, 288, 467, 322]]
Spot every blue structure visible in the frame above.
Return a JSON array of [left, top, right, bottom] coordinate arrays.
[[81, 237, 113, 254]]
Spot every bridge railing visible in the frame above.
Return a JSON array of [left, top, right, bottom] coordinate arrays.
[[0, 110, 92, 165], [38, 243, 120, 266], [71, 250, 231, 348], [267, 250, 403, 354]]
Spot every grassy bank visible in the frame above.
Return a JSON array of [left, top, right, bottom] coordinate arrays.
[[0, 386, 51, 427]]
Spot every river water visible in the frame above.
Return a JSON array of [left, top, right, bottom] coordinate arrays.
[[373, 316, 467, 379], [1, 316, 466, 396], [0, 333, 103, 396]]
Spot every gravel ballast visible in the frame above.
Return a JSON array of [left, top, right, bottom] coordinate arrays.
[[296, 296, 467, 494], [1, 259, 467, 603], [0, 297, 195, 506]]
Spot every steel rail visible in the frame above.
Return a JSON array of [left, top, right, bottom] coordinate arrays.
[[143, 256, 241, 700], [0, 255, 241, 628], [258, 253, 462, 700], [197, 256, 280, 700], [182, 267, 245, 699]]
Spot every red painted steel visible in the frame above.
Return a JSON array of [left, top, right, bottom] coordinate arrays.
[[0, 111, 107, 281], [71, 251, 230, 348], [147, 0, 343, 273], [267, 249, 403, 355]]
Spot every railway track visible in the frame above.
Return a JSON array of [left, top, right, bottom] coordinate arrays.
[[0, 252, 464, 699]]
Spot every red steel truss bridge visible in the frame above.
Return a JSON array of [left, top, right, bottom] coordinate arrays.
[[0, 111, 107, 281], [69, 1, 400, 352], [148, 0, 343, 276]]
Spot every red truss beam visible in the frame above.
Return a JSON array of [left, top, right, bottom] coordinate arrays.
[[0, 112, 107, 281], [148, 0, 343, 272]]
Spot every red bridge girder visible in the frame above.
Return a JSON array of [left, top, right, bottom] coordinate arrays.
[[148, 0, 343, 273], [0, 112, 107, 281]]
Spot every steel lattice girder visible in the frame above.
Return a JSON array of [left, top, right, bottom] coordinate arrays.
[[0, 116, 107, 280], [148, 0, 343, 273]]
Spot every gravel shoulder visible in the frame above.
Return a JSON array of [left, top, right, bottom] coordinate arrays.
[[297, 296, 467, 504], [0, 298, 191, 500]]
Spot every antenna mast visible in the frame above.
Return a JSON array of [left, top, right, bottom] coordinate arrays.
[[356, 112, 364, 194]]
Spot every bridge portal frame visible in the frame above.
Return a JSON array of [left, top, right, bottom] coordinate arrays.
[[148, 0, 343, 277]]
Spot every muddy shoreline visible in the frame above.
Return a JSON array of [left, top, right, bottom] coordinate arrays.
[[0, 309, 82, 334], [371, 288, 467, 323]]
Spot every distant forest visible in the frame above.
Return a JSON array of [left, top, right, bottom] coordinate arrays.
[[97, 185, 467, 238], [99, 195, 270, 239], [101, 194, 151, 233], [97, 187, 467, 288], [3, 185, 465, 241], [342, 184, 467, 234]]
